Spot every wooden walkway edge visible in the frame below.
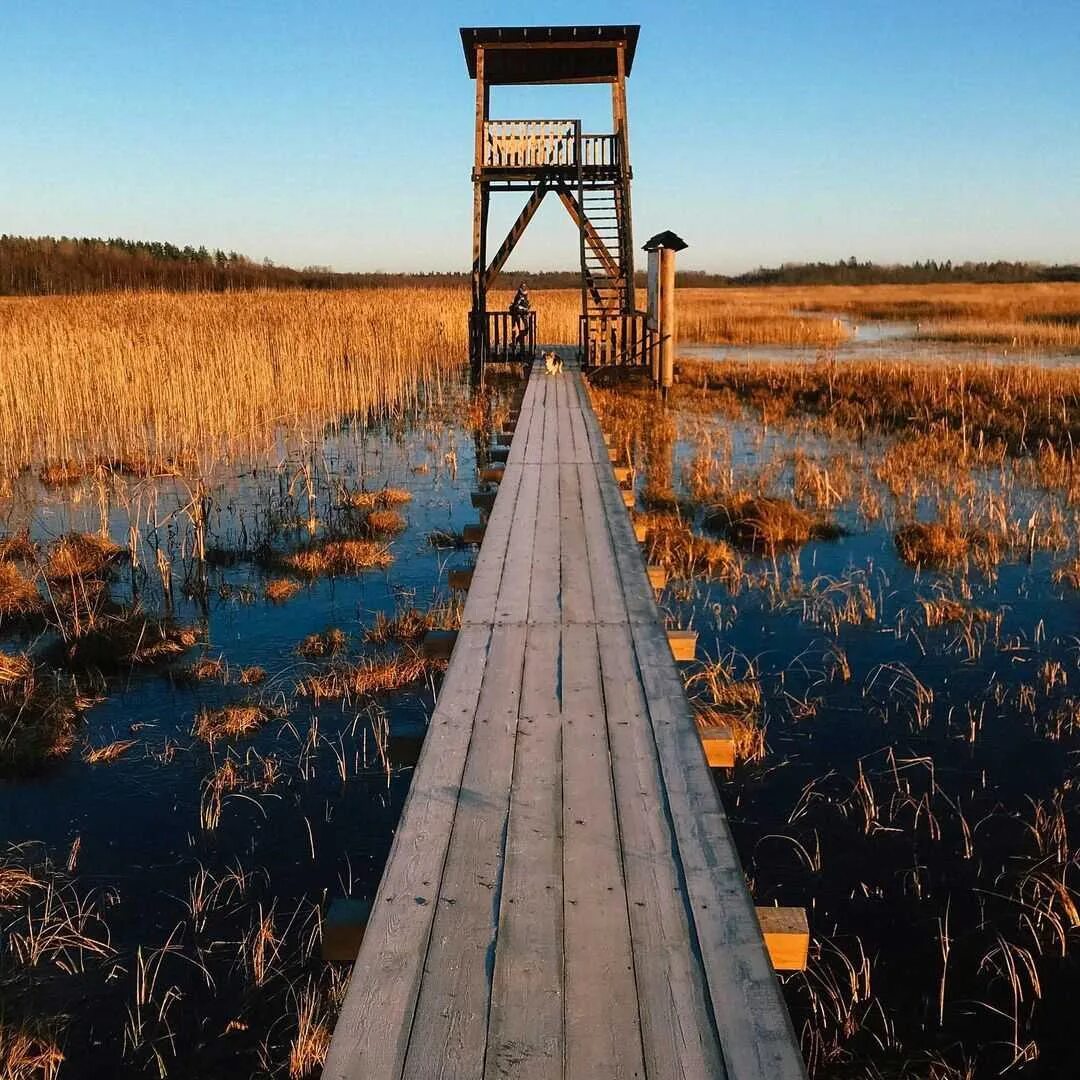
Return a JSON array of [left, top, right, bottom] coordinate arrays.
[[322, 357, 807, 1080]]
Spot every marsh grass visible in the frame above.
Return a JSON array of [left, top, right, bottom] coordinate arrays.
[[45, 533, 124, 581], [0, 563, 44, 620], [299, 652, 434, 702], [0, 1020, 64, 1080], [264, 578, 302, 603], [705, 493, 841, 552], [0, 654, 82, 775], [56, 610, 198, 670], [194, 704, 271, 743], [364, 600, 462, 648], [281, 539, 393, 576]]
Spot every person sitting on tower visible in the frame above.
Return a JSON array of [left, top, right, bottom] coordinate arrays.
[[509, 282, 531, 349]]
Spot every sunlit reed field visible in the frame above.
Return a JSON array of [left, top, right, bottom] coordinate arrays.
[[4, 282, 1079, 485]]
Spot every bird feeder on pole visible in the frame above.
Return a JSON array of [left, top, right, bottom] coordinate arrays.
[[642, 230, 688, 399]]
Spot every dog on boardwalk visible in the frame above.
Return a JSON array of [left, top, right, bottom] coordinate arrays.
[[542, 350, 563, 375]]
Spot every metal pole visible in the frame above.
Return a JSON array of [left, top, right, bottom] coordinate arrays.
[[660, 246, 676, 400]]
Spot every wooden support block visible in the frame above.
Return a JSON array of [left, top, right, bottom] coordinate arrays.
[[694, 714, 735, 768], [490, 446, 510, 463], [756, 907, 810, 972], [667, 629, 697, 662], [448, 567, 474, 592], [422, 630, 458, 661], [613, 465, 632, 486], [632, 519, 648, 543], [479, 465, 505, 484], [462, 522, 486, 545], [608, 447, 620, 462], [471, 490, 496, 512], [647, 565, 668, 591], [621, 489, 635, 509], [322, 898, 372, 964]]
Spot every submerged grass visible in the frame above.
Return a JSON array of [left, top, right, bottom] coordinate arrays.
[[281, 539, 393, 576]]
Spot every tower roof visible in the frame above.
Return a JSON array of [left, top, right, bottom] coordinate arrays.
[[460, 25, 640, 85]]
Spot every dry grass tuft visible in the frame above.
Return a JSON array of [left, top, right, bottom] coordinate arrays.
[[194, 704, 270, 743], [238, 665, 267, 686], [300, 652, 434, 701], [921, 597, 992, 627], [288, 983, 333, 1078], [83, 739, 137, 764], [705, 493, 840, 552], [297, 628, 348, 658], [183, 655, 227, 682], [695, 705, 766, 764], [0, 528, 37, 562], [687, 658, 765, 763], [0, 1021, 64, 1080], [45, 532, 123, 580], [59, 610, 198, 669], [264, 577, 302, 602], [282, 539, 393, 576], [39, 461, 88, 488], [427, 529, 468, 549], [1052, 558, 1080, 590], [640, 513, 742, 584], [0, 562, 44, 620], [895, 520, 971, 569], [340, 486, 412, 511], [0, 652, 83, 775], [362, 509, 407, 538], [365, 601, 462, 647]]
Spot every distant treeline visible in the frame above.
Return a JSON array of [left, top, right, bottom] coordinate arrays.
[[719, 257, 1080, 287], [2, 235, 1078, 295]]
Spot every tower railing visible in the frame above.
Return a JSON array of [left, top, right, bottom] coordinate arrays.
[[481, 121, 620, 173]]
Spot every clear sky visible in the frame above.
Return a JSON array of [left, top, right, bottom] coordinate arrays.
[[1, 1, 1078, 274]]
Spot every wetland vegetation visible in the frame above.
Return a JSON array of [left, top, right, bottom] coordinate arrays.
[[4, 281, 1080, 1077]]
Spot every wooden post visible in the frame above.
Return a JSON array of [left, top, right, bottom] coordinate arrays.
[[470, 46, 489, 379], [647, 248, 661, 385], [660, 246, 676, 398]]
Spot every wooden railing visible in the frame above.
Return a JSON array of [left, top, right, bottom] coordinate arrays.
[[470, 309, 537, 364], [482, 121, 620, 172], [579, 311, 658, 370]]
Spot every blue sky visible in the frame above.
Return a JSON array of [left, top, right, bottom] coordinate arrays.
[[1, 1, 1077, 273]]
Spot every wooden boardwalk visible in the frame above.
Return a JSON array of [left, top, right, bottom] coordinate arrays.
[[323, 359, 806, 1080]]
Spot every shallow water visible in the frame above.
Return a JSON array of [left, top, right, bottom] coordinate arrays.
[[682, 312, 1080, 368], [633, 406, 1080, 1076], [0, 372, 525, 1076]]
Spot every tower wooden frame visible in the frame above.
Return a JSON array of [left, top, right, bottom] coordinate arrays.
[[462, 25, 651, 374]]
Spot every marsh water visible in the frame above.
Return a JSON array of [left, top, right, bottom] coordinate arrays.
[[0, 375, 526, 1076], [683, 313, 1080, 368], [5, 339, 1080, 1077]]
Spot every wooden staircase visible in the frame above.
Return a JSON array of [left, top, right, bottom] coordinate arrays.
[[581, 185, 629, 314]]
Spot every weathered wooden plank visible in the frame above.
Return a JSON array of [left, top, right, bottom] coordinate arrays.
[[596, 621, 729, 1080], [322, 624, 492, 1080], [628, 619, 807, 1079], [495, 462, 541, 624], [461, 462, 524, 625], [576, 460, 626, 625], [401, 624, 528, 1080], [561, 622, 645, 1078], [558, 463, 594, 625], [485, 624, 563, 1079], [528, 453, 561, 625]]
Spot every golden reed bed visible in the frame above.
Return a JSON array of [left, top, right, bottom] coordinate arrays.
[[2, 283, 1079, 481]]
